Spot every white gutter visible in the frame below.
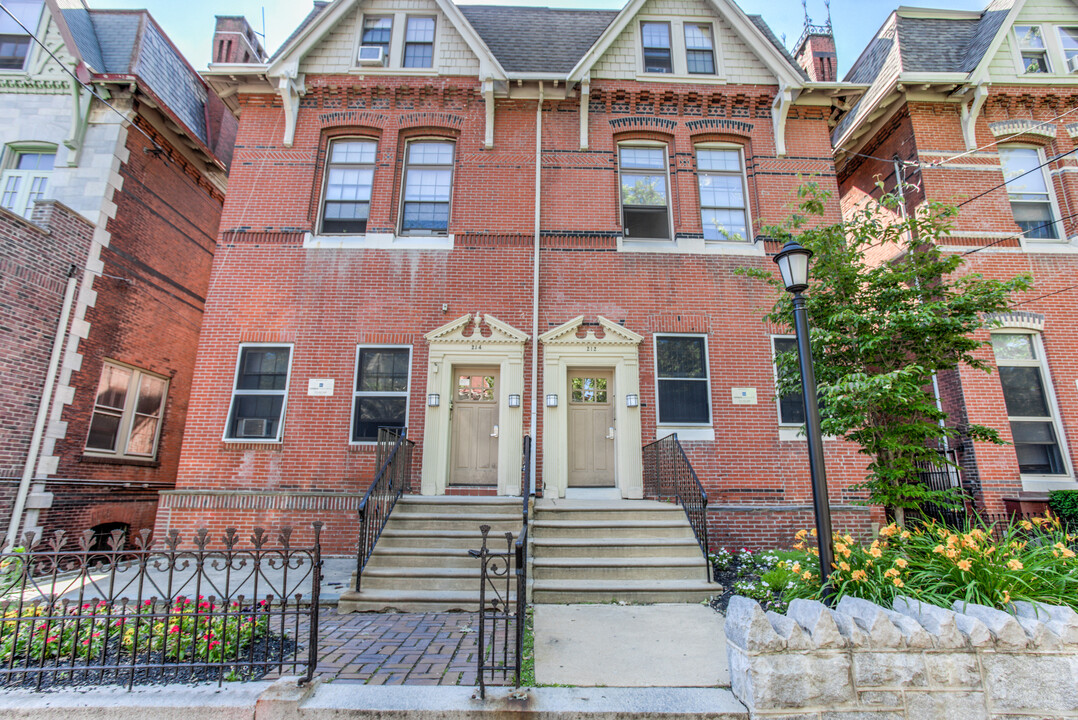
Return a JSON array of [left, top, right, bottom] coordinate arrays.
[[529, 82, 544, 494], [6, 265, 78, 550]]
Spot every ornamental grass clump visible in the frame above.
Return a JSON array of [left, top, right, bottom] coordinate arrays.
[[779, 514, 1078, 611]]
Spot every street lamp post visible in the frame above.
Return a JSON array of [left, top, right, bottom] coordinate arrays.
[[773, 239, 836, 605]]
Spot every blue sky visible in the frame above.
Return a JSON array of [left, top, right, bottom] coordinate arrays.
[[86, 0, 988, 76]]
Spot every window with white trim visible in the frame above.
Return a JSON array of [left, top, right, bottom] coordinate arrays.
[[999, 146, 1059, 241], [696, 146, 749, 242], [640, 21, 672, 73], [991, 333, 1068, 476], [684, 23, 716, 74], [655, 335, 710, 425], [771, 336, 805, 426], [1059, 27, 1078, 72], [619, 145, 670, 240], [320, 138, 376, 234], [352, 346, 411, 442], [400, 140, 454, 235], [0, 1, 41, 71], [225, 345, 292, 441], [1, 146, 54, 218], [1015, 25, 1050, 73], [403, 16, 435, 68], [85, 362, 168, 460], [360, 16, 392, 66]]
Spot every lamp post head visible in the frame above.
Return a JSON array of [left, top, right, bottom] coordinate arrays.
[[773, 239, 813, 294]]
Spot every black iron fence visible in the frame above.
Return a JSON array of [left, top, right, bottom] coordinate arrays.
[[643, 433, 711, 581], [0, 524, 322, 690], [356, 427, 415, 592], [472, 525, 523, 698], [913, 450, 967, 529]]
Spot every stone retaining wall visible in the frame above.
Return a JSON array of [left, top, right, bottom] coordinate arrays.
[[725, 594, 1078, 719]]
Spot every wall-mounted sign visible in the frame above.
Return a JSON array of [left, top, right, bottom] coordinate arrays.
[[731, 387, 758, 405], [308, 379, 334, 396]]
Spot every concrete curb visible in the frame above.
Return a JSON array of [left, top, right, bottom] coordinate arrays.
[[0, 678, 749, 719]]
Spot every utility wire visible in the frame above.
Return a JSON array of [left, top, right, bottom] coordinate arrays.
[[955, 146, 1078, 208], [931, 104, 1078, 166], [961, 209, 1078, 255], [1013, 283, 1078, 307]]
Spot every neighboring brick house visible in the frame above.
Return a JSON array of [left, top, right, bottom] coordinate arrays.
[[833, 0, 1078, 514], [0, 0, 243, 549], [174, 0, 873, 560]]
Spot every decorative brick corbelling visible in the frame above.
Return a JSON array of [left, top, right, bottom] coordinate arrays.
[[985, 311, 1046, 332], [988, 119, 1057, 140]]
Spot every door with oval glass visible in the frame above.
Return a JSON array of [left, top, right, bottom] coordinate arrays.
[[450, 367, 499, 485], [568, 369, 615, 487]]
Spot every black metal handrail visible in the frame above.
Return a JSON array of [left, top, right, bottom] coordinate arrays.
[[355, 427, 415, 592], [643, 433, 711, 582]]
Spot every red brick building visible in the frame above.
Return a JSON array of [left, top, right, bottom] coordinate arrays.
[[0, 2, 245, 549], [170, 0, 879, 576], [833, 0, 1078, 514]]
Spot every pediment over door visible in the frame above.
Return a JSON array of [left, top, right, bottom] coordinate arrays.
[[539, 316, 644, 347], [425, 313, 529, 345]]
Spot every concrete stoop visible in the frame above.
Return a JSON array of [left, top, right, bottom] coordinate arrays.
[[531, 498, 719, 604], [338, 495, 522, 613], [0, 679, 749, 719]]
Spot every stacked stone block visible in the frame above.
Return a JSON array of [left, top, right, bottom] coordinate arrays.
[[726, 594, 1078, 719]]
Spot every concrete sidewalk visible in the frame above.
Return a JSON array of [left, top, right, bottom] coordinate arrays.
[[533, 604, 729, 687]]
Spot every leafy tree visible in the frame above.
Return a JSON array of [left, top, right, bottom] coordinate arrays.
[[741, 184, 1031, 525], [621, 177, 667, 206]]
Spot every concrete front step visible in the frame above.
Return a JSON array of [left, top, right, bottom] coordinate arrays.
[[358, 565, 519, 592], [388, 512, 523, 532], [337, 588, 515, 613], [532, 557, 708, 582], [531, 579, 718, 604], [365, 546, 484, 568], [394, 496, 522, 514], [532, 536, 703, 559], [532, 519, 696, 539]]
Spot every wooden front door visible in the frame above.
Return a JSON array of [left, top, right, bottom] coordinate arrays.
[[450, 367, 500, 485], [567, 369, 615, 487]]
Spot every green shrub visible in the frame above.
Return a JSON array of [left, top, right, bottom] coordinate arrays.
[[1048, 490, 1078, 528]]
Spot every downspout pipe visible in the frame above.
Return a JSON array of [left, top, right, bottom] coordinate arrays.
[[6, 264, 78, 550], [529, 82, 544, 497]]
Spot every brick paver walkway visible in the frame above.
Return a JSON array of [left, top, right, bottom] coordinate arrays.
[[304, 609, 488, 685]]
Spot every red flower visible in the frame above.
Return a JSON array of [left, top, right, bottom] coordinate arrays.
[[45, 635, 58, 643], [168, 625, 180, 634], [208, 640, 220, 650]]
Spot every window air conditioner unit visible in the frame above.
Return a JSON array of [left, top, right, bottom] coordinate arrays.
[[1068, 55, 1078, 73], [358, 46, 385, 66], [239, 418, 267, 438]]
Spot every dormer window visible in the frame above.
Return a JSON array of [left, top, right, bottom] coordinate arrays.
[[361, 16, 391, 67], [684, 24, 715, 74], [641, 22, 672, 73], [403, 16, 435, 68], [1015, 25, 1050, 73], [0, 0, 42, 71], [1059, 27, 1078, 72]]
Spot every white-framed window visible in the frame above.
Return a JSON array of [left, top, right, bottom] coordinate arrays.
[[224, 344, 293, 442], [991, 332, 1070, 477], [1059, 27, 1078, 72], [684, 23, 716, 75], [319, 138, 377, 234], [1014, 25, 1051, 73], [771, 336, 805, 427], [351, 346, 411, 443], [0, 1, 42, 72], [399, 139, 454, 236], [85, 362, 168, 460], [619, 144, 671, 240], [403, 16, 435, 68], [999, 146, 1061, 241], [655, 334, 711, 426], [640, 21, 672, 73], [359, 15, 392, 66], [696, 145, 750, 242], [1, 145, 54, 218]]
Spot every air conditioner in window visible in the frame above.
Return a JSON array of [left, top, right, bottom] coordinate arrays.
[[238, 418, 267, 438], [358, 46, 385, 66], [1067, 55, 1078, 73]]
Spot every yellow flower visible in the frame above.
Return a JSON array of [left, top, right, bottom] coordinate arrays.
[[892, 578, 904, 588], [1063, 548, 1076, 559], [834, 542, 848, 555], [957, 559, 972, 572], [884, 568, 899, 578], [1019, 520, 1033, 531], [900, 531, 911, 540], [895, 558, 908, 569], [879, 525, 897, 538], [838, 561, 851, 572], [851, 570, 867, 581], [1002, 590, 1011, 603], [810, 529, 818, 538], [1007, 559, 1023, 571], [841, 547, 851, 558], [933, 544, 946, 554], [791, 562, 802, 574], [795, 529, 808, 540], [801, 571, 813, 581], [843, 534, 854, 545], [946, 535, 959, 547], [868, 547, 882, 558], [945, 548, 959, 560]]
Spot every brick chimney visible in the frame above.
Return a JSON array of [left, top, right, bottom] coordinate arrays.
[[794, 26, 837, 82], [212, 16, 267, 65]]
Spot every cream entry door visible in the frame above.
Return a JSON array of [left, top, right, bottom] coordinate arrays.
[[450, 367, 500, 485], [567, 369, 615, 487]]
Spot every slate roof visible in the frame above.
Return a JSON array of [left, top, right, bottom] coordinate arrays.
[[747, 14, 809, 81]]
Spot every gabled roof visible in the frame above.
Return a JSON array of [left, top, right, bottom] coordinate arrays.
[[268, 1, 330, 63], [458, 5, 618, 75]]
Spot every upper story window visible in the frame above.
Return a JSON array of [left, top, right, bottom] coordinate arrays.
[[352, 346, 411, 443], [992, 332, 1068, 476], [400, 140, 454, 236], [655, 335, 711, 426], [641, 22, 672, 73], [360, 16, 392, 66], [999, 146, 1060, 241], [0, 1, 42, 72], [320, 138, 376, 235], [225, 345, 293, 442], [771, 336, 805, 427], [1015, 25, 1051, 73], [1, 145, 54, 218], [85, 362, 168, 461], [696, 146, 749, 242], [1059, 27, 1078, 72], [684, 24, 715, 74], [403, 16, 435, 68], [619, 145, 670, 240]]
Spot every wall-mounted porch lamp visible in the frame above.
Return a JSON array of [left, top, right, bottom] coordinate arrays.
[[625, 393, 640, 408], [545, 394, 558, 408], [427, 393, 440, 407], [508, 394, 522, 408]]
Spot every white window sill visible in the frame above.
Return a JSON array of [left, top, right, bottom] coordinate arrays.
[[616, 236, 763, 256], [222, 438, 284, 444], [304, 232, 454, 250], [349, 68, 438, 77], [656, 426, 714, 442], [634, 73, 727, 84], [1022, 238, 1078, 254], [1020, 474, 1076, 492]]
